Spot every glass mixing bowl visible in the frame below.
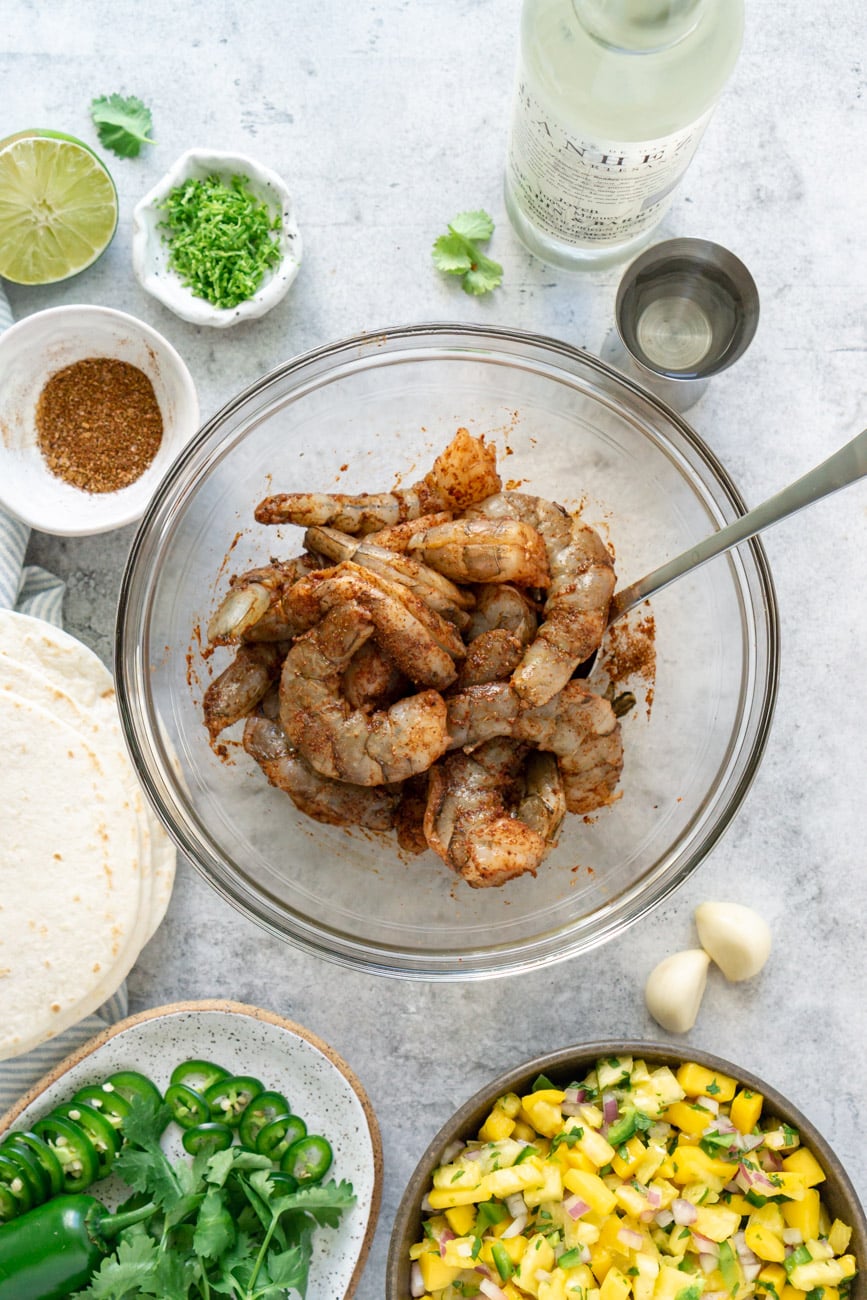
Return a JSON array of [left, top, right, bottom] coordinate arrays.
[[116, 323, 778, 979]]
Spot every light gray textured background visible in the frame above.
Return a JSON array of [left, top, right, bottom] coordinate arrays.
[[4, 2, 866, 1294]]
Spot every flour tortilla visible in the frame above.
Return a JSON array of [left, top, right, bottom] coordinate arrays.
[[0, 611, 175, 939], [0, 692, 144, 1061]]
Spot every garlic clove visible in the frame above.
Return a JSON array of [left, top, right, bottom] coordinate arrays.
[[695, 901, 772, 981], [644, 948, 711, 1033]]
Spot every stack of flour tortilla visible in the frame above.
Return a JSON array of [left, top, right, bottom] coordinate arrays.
[[0, 610, 175, 1062]]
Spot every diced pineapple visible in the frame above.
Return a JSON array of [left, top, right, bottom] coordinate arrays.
[[432, 1159, 486, 1190], [426, 1179, 492, 1209], [525, 1161, 565, 1208], [653, 1264, 693, 1300], [579, 1127, 617, 1168], [480, 1107, 517, 1143], [564, 1168, 617, 1215], [600, 1264, 632, 1300], [669, 1142, 738, 1188], [827, 1219, 852, 1256], [539, 1274, 569, 1300], [614, 1183, 650, 1218], [649, 1067, 686, 1109], [634, 1142, 667, 1185], [487, 1161, 545, 1198], [788, 1256, 857, 1290], [769, 1171, 806, 1202], [612, 1135, 647, 1177], [692, 1204, 741, 1242], [522, 1091, 567, 1138], [597, 1057, 633, 1089], [516, 1233, 557, 1296], [675, 1062, 737, 1102]]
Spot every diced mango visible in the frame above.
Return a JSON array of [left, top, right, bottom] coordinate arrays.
[[675, 1062, 737, 1102], [590, 1244, 615, 1283], [745, 1221, 786, 1262], [579, 1127, 617, 1168], [769, 1171, 806, 1202], [730, 1087, 764, 1134], [600, 1265, 632, 1300], [564, 1168, 617, 1215], [757, 1262, 787, 1294], [539, 1274, 569, 1300], [418, 1251, 463, 1290], [653, 1264, 693, 1300], [781, 1147, 826, 1188], [669, 1143, 738, 1188], [612, 1135, 647, 1177], [444, 1202, 476, 1235], [440, 1234, 479, 1267], [614, 1183, 650, 1218], [664, 1101, 716, 1137], [781, 1187, 821, 1240], [480, 1107, 517, 1143]]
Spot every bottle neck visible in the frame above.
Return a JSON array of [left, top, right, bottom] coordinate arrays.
[[572, 0, 707, 52]]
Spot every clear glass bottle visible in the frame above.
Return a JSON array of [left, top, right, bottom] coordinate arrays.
[[504, 0, 745, 269]]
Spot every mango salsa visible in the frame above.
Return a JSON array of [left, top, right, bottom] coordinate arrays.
[[407, 1056, 858, 1300]]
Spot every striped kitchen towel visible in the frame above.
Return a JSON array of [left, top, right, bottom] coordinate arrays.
[[0, 283, 128, 1117]]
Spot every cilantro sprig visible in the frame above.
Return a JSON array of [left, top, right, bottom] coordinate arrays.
[[90, 94, 155, 158], [432, 210, 503, 295], [73, 1096, 355, 1300]]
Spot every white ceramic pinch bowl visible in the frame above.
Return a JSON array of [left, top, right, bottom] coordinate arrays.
[[132, 147, 302, 327], [0, 304, 199, 536]]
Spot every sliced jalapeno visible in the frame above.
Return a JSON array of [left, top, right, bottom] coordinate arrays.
[[0, 1141, 49, 1205], [255, 1112, 307, 1160], [181, 1121, 235, 1156], [170, 1059, 230, 1093], [203, 1075, 264, 1127], [72, 1085, 132, 1133], [238, 1090, 291, 1149], [31, 1116, 98, 1193], [50, 1102, 120, 1180], [0, 1150, 35, 1214], [2, 1131, 64, 1197], [266, 1169, 299, 1195], [165, 1083, 211, 1130], [101, 1070, 163, 1112], [280, 1134, 333, 1186], [0, 1181, 19, 1223]]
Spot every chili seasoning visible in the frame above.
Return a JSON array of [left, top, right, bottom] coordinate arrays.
[[35, 356, 164, 493]]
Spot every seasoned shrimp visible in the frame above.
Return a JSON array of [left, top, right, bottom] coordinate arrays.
[[466, 583, 539, 644], [341, 639, 408, 711], [446, 679, 623, 814], [517, 752, 567, 846], [407, 516, 550, 586], [207, 555, 322, 644], [305, 525, 474, 628], [203, 643, 285, 739], [254, 427, 501, 532], [467, 492, 615, 706], [424, 738, 554, 888], [281, 561, 464, 690], [243, 715, 399, 830], [394, 773, 430, 856], [454, 629, 524, 689], [365, 512, 454, 552], [279, 602, 450, 785]]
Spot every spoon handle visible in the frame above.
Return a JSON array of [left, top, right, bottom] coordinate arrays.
[[608, 426, 867, 624]]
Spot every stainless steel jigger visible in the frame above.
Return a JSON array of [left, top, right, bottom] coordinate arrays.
[[601, 238, 760, 412]]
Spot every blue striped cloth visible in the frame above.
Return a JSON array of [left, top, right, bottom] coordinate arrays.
[[0, 284, 128, 1115]]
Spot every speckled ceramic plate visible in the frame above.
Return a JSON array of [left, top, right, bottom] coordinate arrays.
[[0, 1000, 382, 1299]]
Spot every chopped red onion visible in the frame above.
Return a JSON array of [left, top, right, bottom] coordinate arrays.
[[691, 1233, 720, 1256], [410, 1261, 425, 1297], [646, 1187, 662, 1208], [505, 1193, 527, 1218], [655, 1209, 674, 1228], [564, 1086, 587, 1105], [561, 1101, 584, 1117], [564, 1194, 591, 1220], [501, 1213, 528, 1240], [736, 1162, 776, 1194], [420, 1194, 433, 1212], [462, 1147, 483, 1161], [702, 1097, 720, 1116], [438, 1228, 456, 1257], [740, 1133, 765, 1152], [672, 1199, 698, 1225], [480, 1279, 509, 1300], [761, 1149, 784, 1172], [603, 1092, 619, 1123], [743, 1262, 763, 1282], [618, 1227, 644, 1251], [440, 1139, 466, 1164], [700, 1253, 720, 1274], [782, 1228, 804, 1245]]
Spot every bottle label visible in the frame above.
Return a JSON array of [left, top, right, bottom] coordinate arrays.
[[507, 81, 714, 248]]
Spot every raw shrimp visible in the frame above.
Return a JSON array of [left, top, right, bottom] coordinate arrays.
[[243, 715, 399, 830], [207, 555, 322, 644], [281, 561, 464, 690], [279, 602, 450, 785], [407, 516, 550, 586], [254, 427, 501, 532], [305, 525, 474, 628], [203, 643, 285, 739], [446, 679, 623, 814], [424, 738, 554, 888], [341, 639, 408, 711], [365, 512, 454, 552], [466, 583, 539, 645], [467, 492, 615, 706], [454, 629, 524, 689]]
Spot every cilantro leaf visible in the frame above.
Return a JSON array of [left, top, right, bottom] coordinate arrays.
[[432, 209, 503, 295], [74, 1233, 159, 1298], [90, 93, 155, 158], [194, 1188, 236, 1261]]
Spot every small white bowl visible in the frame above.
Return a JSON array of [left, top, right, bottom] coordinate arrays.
[[0, 305, 200, 536], [132, 148, 302, 327]]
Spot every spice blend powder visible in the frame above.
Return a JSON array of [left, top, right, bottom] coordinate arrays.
[[35, 356, 164, 493]]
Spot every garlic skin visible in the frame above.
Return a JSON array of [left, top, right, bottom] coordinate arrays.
[[644, 948, 711, 1033], [695, 901, 772, 981]]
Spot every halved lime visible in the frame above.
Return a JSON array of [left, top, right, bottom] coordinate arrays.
[[0, 131, 118, 285]]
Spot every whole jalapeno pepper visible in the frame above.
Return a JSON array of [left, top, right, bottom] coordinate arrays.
[[0, 1192, 156, 1300]]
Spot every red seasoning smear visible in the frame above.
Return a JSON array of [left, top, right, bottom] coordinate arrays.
[[602, 610, 657, 713]]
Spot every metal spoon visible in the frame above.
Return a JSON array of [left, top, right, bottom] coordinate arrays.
[[607, 426, 867, 626]]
